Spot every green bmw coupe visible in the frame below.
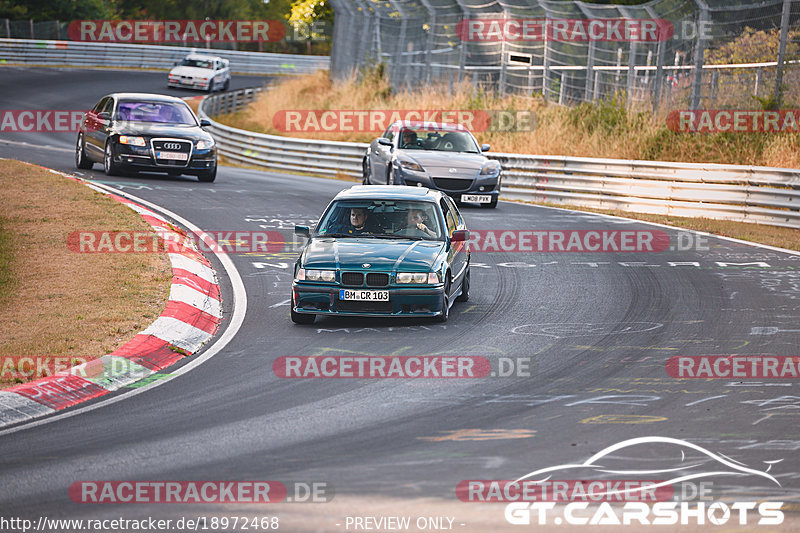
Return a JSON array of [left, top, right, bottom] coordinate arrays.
[[291, 186, 470, 324]]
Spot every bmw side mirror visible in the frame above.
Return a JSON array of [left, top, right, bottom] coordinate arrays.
[[295, 225, 310, 237], [480, 144, 491, 152], [377, 138, 393, 149], [98, 111, 111, 121], [451, 229, 469, 242], [200, 118, 212, 128]]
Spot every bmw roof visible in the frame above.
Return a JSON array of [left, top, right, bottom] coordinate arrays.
[[334, 185, 444, 201]]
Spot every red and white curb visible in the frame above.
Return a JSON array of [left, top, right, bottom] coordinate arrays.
[[0, 167, 223, 428]]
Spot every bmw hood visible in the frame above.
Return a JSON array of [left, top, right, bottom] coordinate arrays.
[[169, 66, 213, 78], [302, 238, 445, 271]]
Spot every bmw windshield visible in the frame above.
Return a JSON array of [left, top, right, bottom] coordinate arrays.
[[316, 200, 444, 240]]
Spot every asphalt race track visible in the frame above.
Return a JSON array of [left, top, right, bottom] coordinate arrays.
[[2, 67, 800, 531]]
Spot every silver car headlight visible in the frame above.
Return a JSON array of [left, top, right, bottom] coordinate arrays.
[[480, 161, 501, 176], [296, 268, 336, 282], [399, 160, 425, 172]]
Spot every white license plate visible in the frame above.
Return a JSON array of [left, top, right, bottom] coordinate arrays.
[[156, 151, 189, 161], [339, 289, 389, 301], [461, 194, 492, 203]]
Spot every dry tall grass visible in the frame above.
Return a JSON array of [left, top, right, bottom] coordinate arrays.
[[218, 69, 800, 168]]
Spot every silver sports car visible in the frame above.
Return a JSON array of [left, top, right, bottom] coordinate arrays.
[[362, 120, 502, 208]]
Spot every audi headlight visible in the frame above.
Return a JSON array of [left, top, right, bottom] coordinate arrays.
[[397, 272, 438, 284], [480, 161, 501, 176], [118, 136, 146, 147], [399, 160, 425, 172], [196, 139, 215, 150], [296, 268, 336, 282]]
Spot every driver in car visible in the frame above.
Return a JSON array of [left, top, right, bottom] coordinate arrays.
[[401, 130, 420, 149], [397, 209, 436, 238]]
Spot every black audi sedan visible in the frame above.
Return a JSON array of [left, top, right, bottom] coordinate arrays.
[[362, 120, 501, 208], [75, 93, 217, 182]]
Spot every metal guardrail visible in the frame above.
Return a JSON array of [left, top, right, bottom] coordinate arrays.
[[0, 38, 329, 75], [200, 89, 800, 229]]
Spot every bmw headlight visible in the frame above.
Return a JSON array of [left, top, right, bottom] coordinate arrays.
[[480, 161, 501, 176], [399, 160, 425, 172], [296, 268, 336, 282], [118, 135, 146, 147], [397, 272, 439, 284], [196, 139, 215, 150]]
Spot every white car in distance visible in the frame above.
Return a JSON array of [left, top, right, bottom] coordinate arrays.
[[168, 53, 231, 92]]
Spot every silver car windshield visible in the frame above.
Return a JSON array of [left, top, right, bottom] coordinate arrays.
[[316, 200, 444, 240], [397, 128, 479, 153]]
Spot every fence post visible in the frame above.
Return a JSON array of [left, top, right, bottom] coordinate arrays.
[[29, 19, 34, 39], [559, 71, 565, 105], [755, 67, 763, 96], [653, 38, 666, 113], [774, 0, 792, 106], [585, 40, 596, 102], [689, 3, 709, 110]]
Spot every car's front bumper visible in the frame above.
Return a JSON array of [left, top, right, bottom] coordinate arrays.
[[292, 283, 446, 317], [168, 78, 211, 90], [394, 169, 500, 203], [113, 145, 217, 174]]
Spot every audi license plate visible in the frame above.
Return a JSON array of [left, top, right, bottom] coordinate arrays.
[[156, 151, 189, 161], [339, 289, 389, 301], [461, 194, 492, 203]]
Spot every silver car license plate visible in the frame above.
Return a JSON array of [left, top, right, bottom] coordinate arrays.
[[461, 194, 492, 203]]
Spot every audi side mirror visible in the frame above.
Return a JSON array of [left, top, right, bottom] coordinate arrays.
[[480, 144, 491, 152], [200, 119, 212, 128], [377, 138, 393, 148], [295, 225, 310, 237]]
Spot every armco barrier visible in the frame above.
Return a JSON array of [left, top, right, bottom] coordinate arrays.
[[199, 89, 800, 229], [0, 38, 329, 75]]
